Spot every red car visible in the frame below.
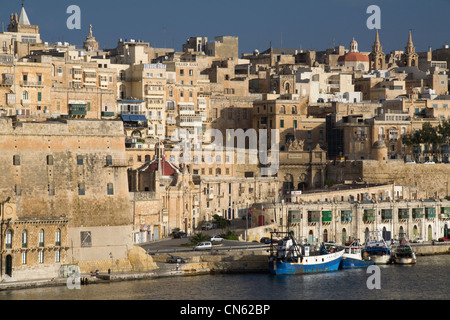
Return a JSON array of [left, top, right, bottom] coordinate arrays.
[[438, 237, 450, 242]]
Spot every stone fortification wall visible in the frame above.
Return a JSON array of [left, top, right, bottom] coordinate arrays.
[[361, 160, 450, 198]]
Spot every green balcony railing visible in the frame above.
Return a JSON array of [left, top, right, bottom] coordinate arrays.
[[363, 209, 375, 222], [322, 211, 332, 222]]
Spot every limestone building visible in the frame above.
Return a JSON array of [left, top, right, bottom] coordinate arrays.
[[0, 119, 133, 280]]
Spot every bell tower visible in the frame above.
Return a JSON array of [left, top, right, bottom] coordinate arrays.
[[369, 30, 386, 70], [402, 30, 419, 67]]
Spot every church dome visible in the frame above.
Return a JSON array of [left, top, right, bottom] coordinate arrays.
[[372, 140, 387, 149]]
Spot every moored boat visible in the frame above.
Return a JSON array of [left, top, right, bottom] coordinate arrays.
[[391, 234, 416, 265], [268, 232, 344, 275], [362, 230, 392, 264], [340, 239, 374, 268]]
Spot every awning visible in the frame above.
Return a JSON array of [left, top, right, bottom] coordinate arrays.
[[121, 114, 147, 122]]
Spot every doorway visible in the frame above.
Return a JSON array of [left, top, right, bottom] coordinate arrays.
[[5, 255, 12, 277]]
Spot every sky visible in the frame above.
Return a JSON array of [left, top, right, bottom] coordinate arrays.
[[2, 0, 449, 56]]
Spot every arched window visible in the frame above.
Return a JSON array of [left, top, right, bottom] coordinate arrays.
[[292, 106, 297, 114], [22, 91, 29, 101], [22, 230, 27, 248], [5, 230, 12, 249], [280, 106, 285, 114], [39, 229, 45, 247], [55, 229, 61, 246], [323, 229, 328, 242]]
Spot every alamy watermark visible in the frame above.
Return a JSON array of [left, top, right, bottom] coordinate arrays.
[[171, 128, 280, 176], [66, 5, 81, 30], [366, 265, 381, 290], [366, 5, 381, 30]]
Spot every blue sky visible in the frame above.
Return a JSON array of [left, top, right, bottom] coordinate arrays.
[[3, 0, 449, 55]]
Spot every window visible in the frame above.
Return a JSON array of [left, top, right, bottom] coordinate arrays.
[[307, 131, 312, 139], [22, 252, 27, 265], [77, 155, 83, 165], [47, 155, 54, 166], [106, 155, 113, 166], [13, 155, 20, 166], [55, 229, 61, 246], [14, 184, 21, 196], [38, 92, 42, 102], [107, 183, 114, 195], [39, 229, 45, 247], [55, 250, 60, 263], [180, 69, 184, 76], [22, 230, 27, 248], [78, 183, 85, 196], [5, 230, 12, 249], [48, 184, 55, 196], [39, 251, 44, 264], [280, 120, 284, 128], [294, 120, 297, 129]]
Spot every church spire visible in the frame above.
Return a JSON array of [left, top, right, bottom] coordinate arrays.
[[18, 1, 31, 25]]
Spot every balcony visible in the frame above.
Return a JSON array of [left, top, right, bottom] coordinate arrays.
[[398, 209, 409, 220], [425, 207, 436, 219], [381, 209, 392, 220], [69, 104, 87, 116], [341, 210, 352, 223], [322, 211, 332, 223], [180, 115, 202, 128], [412, 208, 424, 219], [20, 81, 44, 88], [440, 207, 450, 220], [101, 111, 115, 117], [307, 211, 320, 224], [363, 209, 375, 223], [288, 210, 301, 223]]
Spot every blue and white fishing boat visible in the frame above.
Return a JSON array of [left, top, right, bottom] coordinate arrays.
[[340, 239, 374, 269], [268, 232, 344, 275], [362, 230, 392, 264]]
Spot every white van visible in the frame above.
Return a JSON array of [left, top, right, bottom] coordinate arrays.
[[193, 241, 212, 251]]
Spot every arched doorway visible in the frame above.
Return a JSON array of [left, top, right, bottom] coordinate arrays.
[[5, 255, 12, 277], [413, 225, 418, 239], [399, 226, 405, 238], [308, 230, 314, 243], [298, 182, 308, 191], [341, 228, 347, 245], [364, 227, 370, 242], [323, 229, 328, 243], [427, 225, 433, 241]]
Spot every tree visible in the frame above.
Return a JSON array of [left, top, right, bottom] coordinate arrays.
[[212, 214, 228, 229]]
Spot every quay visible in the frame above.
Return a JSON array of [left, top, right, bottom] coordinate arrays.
[[0, 242, 448, 292]]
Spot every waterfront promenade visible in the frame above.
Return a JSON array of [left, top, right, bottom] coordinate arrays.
[[0, 242, 449, 292]]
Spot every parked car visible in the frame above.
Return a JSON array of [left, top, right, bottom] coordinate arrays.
[[172, 231, 187, 239], [438, 237, 450, 242], [260, 237, 279, 244], [412, 238, 424, 243], [201, 222, 213, 231], [210, 235, 224, 243], [193, 241, 212, 250], [260, 237, 271, 244], [166, 254, 187, 264]]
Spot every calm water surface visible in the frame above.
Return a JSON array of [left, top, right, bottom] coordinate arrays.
[[1, 255, 449, 300]]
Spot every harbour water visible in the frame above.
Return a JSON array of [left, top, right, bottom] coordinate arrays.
[[0, 255, 448, 301]]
